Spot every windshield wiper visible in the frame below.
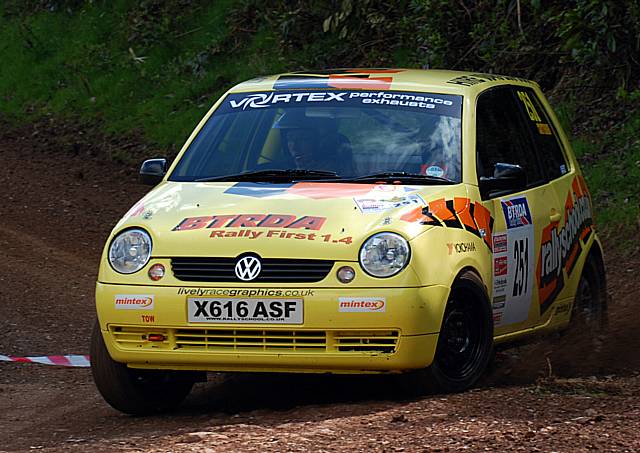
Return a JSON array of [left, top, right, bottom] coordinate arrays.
[[195, 169, 339, 182], [344, 171, 456, 184]]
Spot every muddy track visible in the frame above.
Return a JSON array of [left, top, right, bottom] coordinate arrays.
[[0, 124, 639, 452]]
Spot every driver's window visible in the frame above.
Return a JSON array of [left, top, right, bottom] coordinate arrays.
[[476, 86, 545, 192]]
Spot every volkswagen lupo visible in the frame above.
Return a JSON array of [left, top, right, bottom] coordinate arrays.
[[91, 69, 606, 414]]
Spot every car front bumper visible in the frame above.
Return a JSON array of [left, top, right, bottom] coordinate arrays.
[[95, 282, 449, 373]]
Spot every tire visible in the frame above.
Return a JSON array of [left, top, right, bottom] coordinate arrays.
[[418, 271, 494, 393], [90, 321, 196, 415], [571, 255, 607, 332]]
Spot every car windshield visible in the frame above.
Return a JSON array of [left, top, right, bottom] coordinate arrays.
[[169, 90, 463, 183]]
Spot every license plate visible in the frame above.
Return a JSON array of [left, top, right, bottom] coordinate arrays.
[[187, 298, 303, 324]]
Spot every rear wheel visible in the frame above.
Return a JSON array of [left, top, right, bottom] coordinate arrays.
[[90, 321, 197, 415], [419, 271, 494, 393], [571, 255, 607, 331]]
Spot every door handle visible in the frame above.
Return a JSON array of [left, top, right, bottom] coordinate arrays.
[[549, 211, 562, 222]]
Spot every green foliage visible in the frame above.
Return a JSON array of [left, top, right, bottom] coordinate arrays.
[[0, 0, 638, 233], [553, 1, 638, 61], [0, 0, 278, 147], [243, 0, 640, 91], [571, 109, 640, 230]]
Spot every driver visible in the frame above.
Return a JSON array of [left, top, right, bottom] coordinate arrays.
[[285, 127, 322, 169], [273, 111, 347, 173]]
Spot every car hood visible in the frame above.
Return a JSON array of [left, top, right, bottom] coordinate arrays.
[[116, 181, 466, 261]]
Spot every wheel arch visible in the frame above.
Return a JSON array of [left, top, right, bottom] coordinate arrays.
[[452, 266, 490, 299], [447, 266, 493, 329], [586, 238, 605, 277], [432, 265, 493, 341], [584, 237, 608, 317]]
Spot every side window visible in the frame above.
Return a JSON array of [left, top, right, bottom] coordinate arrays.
[[513, 88, 569, 180], [476, 86, 545, 188]]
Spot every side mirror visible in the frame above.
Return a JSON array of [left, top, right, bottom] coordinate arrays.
[[139, 158, 167, 186], [479, 163, 527, 198]]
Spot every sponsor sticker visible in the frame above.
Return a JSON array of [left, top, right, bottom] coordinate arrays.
[[494, 276, 508, 293], [494, 257, 508, 276], [338, 297, 386, 313], [493, 233, 508, 254], [216, 90, 462, 118], [492, 295, 506, 310], [354, 193, 425, 214], [425, 165, 445, 177], [178, 287, 315, 298], [173, 214, 326, 231], [207, 229, 353, 245], [172, 213, 355, 244], [537, 176, 593, 314], [447, 242, 477, 255], [115, 294, 154, 310], [501, 197, 532, 229]]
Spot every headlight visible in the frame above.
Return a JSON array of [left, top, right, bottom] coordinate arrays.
[[359, 232, 410, 278], [108, 228, 152, 274]]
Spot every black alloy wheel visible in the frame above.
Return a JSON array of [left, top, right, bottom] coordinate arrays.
[[421, 270, 494, 393], [571, 255, 606, 331], [436, 296, 485, 381]]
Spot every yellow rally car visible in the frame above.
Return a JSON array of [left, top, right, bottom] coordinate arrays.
[[91, 69, 606, 414]]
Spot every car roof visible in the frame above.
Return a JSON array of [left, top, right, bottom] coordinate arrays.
[[228, 69, 540, 96]]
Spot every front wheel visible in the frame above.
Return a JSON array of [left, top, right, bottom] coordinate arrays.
[[419, 271, 494, 393], [90, 321, 197, 415]]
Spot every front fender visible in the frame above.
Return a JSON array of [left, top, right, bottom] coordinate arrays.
[[409, 226, 492, 291]]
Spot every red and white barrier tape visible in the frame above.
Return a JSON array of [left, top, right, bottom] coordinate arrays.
[[0, 354, 90, 367]]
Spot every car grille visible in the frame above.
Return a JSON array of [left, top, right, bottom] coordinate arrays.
[[110, 326, 399, 354], [171, 257, 334, 283]]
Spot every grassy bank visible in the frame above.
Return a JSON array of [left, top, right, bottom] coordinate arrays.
[[571, 112, 640, 238], [0, 1, 285, 147], [0, 1, 638, 237]]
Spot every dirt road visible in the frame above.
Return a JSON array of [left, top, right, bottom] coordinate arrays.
[[0, 121, 639, 452]]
